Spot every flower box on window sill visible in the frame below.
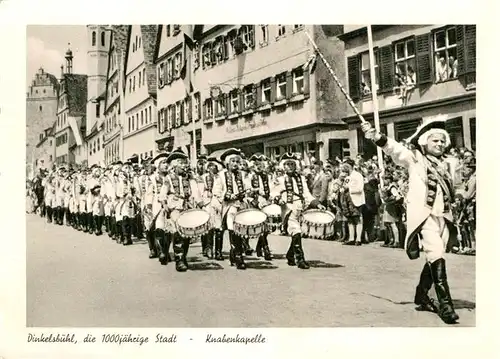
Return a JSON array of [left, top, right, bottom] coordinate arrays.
[[228, 113, 239, 120], [204, 117, 214, 123], [289, 93, 305, 103], [273, 98, 287, 107], [215, 115, 226, 122], [241, 109, 254, 116], [258, 103, 272, 112]]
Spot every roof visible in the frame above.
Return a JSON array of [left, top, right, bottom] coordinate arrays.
[[62, 74, 88, 116], [124, 25, 158, 97]]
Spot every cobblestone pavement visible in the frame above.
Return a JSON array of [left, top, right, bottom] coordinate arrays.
[[26, 214, 475, 327]]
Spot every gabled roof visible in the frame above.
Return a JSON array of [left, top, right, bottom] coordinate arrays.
[[104, 25, 128, 111], [153, 25, 203, 63], [124, 25, 158, 97], [62, 74, 88, 116]]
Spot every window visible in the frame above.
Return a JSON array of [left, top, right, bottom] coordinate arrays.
[[166, 25, 171, 37], [166, 58, 173, 83], [149, 106, 152, 123], [202, 43, 211, 68], [158, 63, 165, 87], [158, 109, 165, 133], [141, 110, 144, 126], [173, 53, 182, 78], [394, 38, 416, 88], [39, 105, 43, 112], [230, 90, 239, 113], [293, 25, 304, 31], [43, 89, 46, 94], [129, 78, 132, 93], [276, 73, 287, 100], [97, 138, 100, 151], [292, 68, 305, 94], [49, 155, 52, 161], [96, 103, 100, 118], [360, 50, 379, 95], [239, 25, 255, 49], [193, 42, 200, 70], [205, 99, 214, 119], [194, 93, 201, 119], [166, 106, 172, 131], [175, 102, 182, 127], [277, 25, 286, 37], [92, 31, 96, 46], [138, 37, 141, 48], [132, 115, 135, 131], [244, 86, 254, 110], [215, 96, 226, 117], [101, 31, 105, 47], [173, 25, 181, 36], [139, 71, 142, 87], [260, 25, 269, 44], [434, 27, 458, 82], [143, 68, 146, 86], [470, 117, 476, 150], [184, 97, 191, 123], [133, 76, 136, 91], [262, 79, 271, 103], [128, 117, 131, 132], [136, 113, 139, 129], [145, 108, 148, 123]]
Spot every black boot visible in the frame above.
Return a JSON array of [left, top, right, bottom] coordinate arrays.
[[146, 230, 158, 258], [206, 230, 214, 259], [136, 215, 144, 239], [122, 217, 133, 245], [414, 262, 439, 313], [110, 217, 117, 239], [116, 220, 123, 243], [292, 234, 310, 269], [201, 234, 209, 257], [173, 234, 188, 272], [286, 241, 295, 266], [95, 216, 104, 235], [262, 234, 273, 261], [46, 207, 53, 223], [255, 236, 264, 257], [59, 207, 65, 225], [214, 230, 224, 261], [229, 231, 246, 270], [155, 229, 167, 265], [430, 258, 459, 324], [244, 237, 253, 256], [104, 216, 110, 234]]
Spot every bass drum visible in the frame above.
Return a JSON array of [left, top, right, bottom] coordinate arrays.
[[301, 209, 336, 240]]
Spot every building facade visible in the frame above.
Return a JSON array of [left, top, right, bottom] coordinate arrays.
[[154, 25, 203, 160], [122, 25, 158, 163], [26, 67, 59, 176], [178, 24, 349, 162], [33, 123, 56, 173], [86, 25, 111, 166], [339, 25, 476, 159], [53, 48, 88, 165], [103, 25, 128, 166]]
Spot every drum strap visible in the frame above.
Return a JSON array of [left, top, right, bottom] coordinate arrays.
[[225, 171, 244, 196], [170, 175, 191, 198], [285, 174, 304, 203], [251, 173, 270, 199]]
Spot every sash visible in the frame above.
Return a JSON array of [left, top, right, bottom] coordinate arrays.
[[423, 155, 454, 212], [251, 172, 270, 199], [170, 174, 191, 198], [205, 174, 215, 193], [224, 171, 244, 196], [285, 174, 303, 203]]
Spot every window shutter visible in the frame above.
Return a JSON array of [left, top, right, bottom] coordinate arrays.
[[172, 104, 177, 127], [238, 90, 245, 113], [415, 33, 432, 84], [180, 102, 185, 125], [158, 67, 163, 89], [456, 25, 466, 76], [254, 83, 261, 108], [286, 71, 293, 99], [158, 110, 163, 134], [249, 25, 256, 48], [163, 108, 168, 133], [270, 77, 276, 104], [347, 55, 360, 100], [188, 97, 193, 121], [225, 93, 230, 116], [202, 101, 207, 121], [379, 45, 394, 92], [303, 68, 310, 98], [163, 61, 168, 85], [222, 36, 229, 60], [464, 25, 476, 75]]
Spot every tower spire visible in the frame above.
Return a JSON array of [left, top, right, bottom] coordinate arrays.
[[65, 42, 73, 74]]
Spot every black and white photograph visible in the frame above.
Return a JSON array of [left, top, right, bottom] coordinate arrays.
[[23, 23, 478, 330]]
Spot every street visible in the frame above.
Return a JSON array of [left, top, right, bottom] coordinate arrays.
[[26, 214, 476, 327]]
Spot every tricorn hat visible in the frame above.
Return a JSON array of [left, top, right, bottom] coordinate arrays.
[[407, 114, 449, 147], [220, 148, 243, 164], [278, 152, 300, 170]]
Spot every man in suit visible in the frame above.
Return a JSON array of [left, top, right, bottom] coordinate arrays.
[[361, 115, 460, 325], [309, 163, 329, 207]]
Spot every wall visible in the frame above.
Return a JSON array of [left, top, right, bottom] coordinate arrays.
[[343, 25, 476, 118], [194, 25, 317, 146], [34, 136, 55, 172], [123, 126, 155, 161], [87, 131, 105, 166]]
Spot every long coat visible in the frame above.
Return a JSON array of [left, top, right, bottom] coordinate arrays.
[[380, 137, 459, 260]]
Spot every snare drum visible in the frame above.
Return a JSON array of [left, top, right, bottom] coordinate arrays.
[[233, 208, 267, 239], [261, 204, 282, 233], [176, 209, 211, 244], [301, 209, 336, 240]]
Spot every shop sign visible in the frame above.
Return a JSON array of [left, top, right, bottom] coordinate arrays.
[[226, 118, 266, 134]]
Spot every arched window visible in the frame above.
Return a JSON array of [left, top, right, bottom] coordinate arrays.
[[101, 31, 105, 46], [39, 105, 42, 112], [92, 31, 96, 46]]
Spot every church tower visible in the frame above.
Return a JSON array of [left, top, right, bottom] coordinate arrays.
[[86, 25, 110, 136]]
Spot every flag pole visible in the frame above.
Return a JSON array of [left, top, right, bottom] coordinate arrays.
[[367, 25, 385, 175]]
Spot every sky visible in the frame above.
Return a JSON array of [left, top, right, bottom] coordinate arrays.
[[26, 25, 88, 88]]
